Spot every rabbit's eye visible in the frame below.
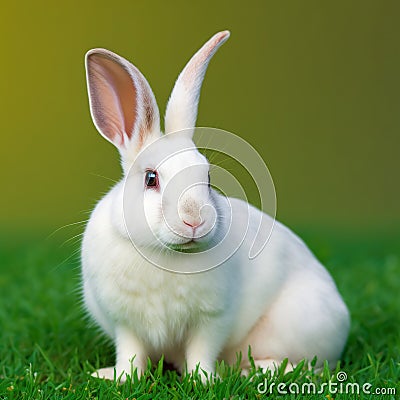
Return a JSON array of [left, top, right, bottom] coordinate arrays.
[[208, 171, 211, 188], [145, 170, 158, 188]]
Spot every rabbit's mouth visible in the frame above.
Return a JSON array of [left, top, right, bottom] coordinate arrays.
[[166, 239, 209, 253]]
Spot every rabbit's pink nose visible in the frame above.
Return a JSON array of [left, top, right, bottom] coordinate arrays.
[[183, 219, 204, 229]]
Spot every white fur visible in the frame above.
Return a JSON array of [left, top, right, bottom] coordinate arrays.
[[82, 31, 350, 381]]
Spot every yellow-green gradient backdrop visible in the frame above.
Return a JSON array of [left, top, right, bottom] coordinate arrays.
[[1, 1, 399, 232]]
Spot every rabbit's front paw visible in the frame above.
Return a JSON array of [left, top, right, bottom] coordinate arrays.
[[91, 366, 135, 383], [91, 367, 117, 381], [188, 366, 215, 384]]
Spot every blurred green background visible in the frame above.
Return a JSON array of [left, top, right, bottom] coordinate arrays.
[[0, 0, 399, 233]]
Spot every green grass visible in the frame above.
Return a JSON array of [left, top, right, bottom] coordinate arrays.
[[0, 226, 399, 399]]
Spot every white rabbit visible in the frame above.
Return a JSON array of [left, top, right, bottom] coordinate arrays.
[[81, 30, 350, 381]]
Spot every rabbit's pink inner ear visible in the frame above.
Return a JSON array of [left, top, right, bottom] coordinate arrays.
[[87, 53, 137, 146]]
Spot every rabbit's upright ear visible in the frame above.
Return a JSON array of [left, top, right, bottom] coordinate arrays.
[[85, 49, 160, 154], [164, 31, 230, 136]]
